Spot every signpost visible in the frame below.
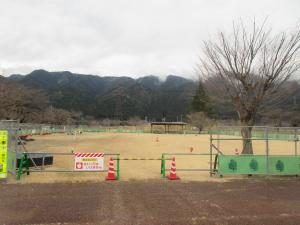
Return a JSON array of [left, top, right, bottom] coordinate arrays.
[[74, 153, 104, 171], [0, 131, 8, 179]]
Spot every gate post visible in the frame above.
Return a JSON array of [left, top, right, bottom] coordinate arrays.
[[16, 152, 30, 180], [210, 133, 213, 177], [116, 154, 120, 180], [160, 153, 166, 178], [160, 153, 164, 174], [294, 128, 298, 156]]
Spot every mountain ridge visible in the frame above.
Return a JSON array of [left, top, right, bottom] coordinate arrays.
[[8, 70, 196, 120]]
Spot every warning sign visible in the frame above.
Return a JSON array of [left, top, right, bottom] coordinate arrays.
[[74, 153, 104, 171], [0, 131, 8, 179]]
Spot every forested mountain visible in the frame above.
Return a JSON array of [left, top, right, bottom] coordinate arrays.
[[3, 69, 300, 125], [9, 70, 196, 121]]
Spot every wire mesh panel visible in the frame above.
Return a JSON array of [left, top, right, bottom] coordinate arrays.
[[210, 126, 299, 156]]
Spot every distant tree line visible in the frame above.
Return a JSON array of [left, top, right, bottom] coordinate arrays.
[[0, 77, 81, 124]]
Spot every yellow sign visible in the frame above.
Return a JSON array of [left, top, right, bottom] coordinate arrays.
[[0, 131, 8, 179], [82, 158, 97, 161]]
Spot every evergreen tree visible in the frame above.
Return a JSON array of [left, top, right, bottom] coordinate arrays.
[[191, 81, 210, 114]]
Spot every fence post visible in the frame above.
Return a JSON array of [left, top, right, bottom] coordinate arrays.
[[160, 153, 164, 174], [162, 153, 166, 178], [16, 154, 24, 180], [16, 152, 29, 180], [116, 154, 120, 180], [294, 128, 298, 156], [210, 132, 213, 177], [25, 153, 30, 175], [217, 132, 220, 151], [213, 154, 219, 173], [265, 127, 269, 175]]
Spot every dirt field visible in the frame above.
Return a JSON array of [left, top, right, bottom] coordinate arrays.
[[1, 179, 300, 225], [3, 132, 300, 225], [11, 132, 298, 183]]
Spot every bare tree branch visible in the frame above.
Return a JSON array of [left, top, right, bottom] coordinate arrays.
[[198, 19, 300, 153]]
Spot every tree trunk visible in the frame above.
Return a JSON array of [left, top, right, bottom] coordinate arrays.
[[239, 109, 255, 154], [241, 125, 253, 154]]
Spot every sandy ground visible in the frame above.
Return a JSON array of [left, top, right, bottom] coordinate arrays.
[[9, 132, 298, 183], [1, 179, 300, 225]]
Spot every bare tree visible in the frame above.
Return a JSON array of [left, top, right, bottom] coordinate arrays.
[[0, 79, 48, 122], [41, 107, 75, 125], [198, 20, 300, 154], [187, 112, 215, 133]]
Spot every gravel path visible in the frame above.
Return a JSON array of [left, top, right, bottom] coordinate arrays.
[[1, 179, 300, 225]]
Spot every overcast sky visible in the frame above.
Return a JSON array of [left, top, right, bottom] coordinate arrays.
[[0, 0, 299, 78]]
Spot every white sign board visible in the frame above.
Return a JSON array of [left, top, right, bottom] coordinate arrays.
[[74, 153, 104, 171]]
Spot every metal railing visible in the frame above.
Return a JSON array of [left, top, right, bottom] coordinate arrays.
[[160, 153, 219, 178], [16, 152, 120, 180]]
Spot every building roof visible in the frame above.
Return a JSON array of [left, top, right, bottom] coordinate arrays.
[[150, 122, 187, 126]]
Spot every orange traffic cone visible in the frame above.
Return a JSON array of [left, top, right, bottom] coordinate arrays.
[[168, 157, 180, 180], [235, 148, 239, 155], [106, 157, 117, 181]]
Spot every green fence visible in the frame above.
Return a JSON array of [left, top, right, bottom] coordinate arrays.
[[210, 130, 299, 141], [15, 126, 300, 141], [218, 155, 300, 176], [17, 128, 65, 135], [84, 128, 145, 133], [160, 153, 216, 178]]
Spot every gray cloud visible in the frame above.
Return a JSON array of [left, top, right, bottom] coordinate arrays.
[[0, 0, 299, 78]]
